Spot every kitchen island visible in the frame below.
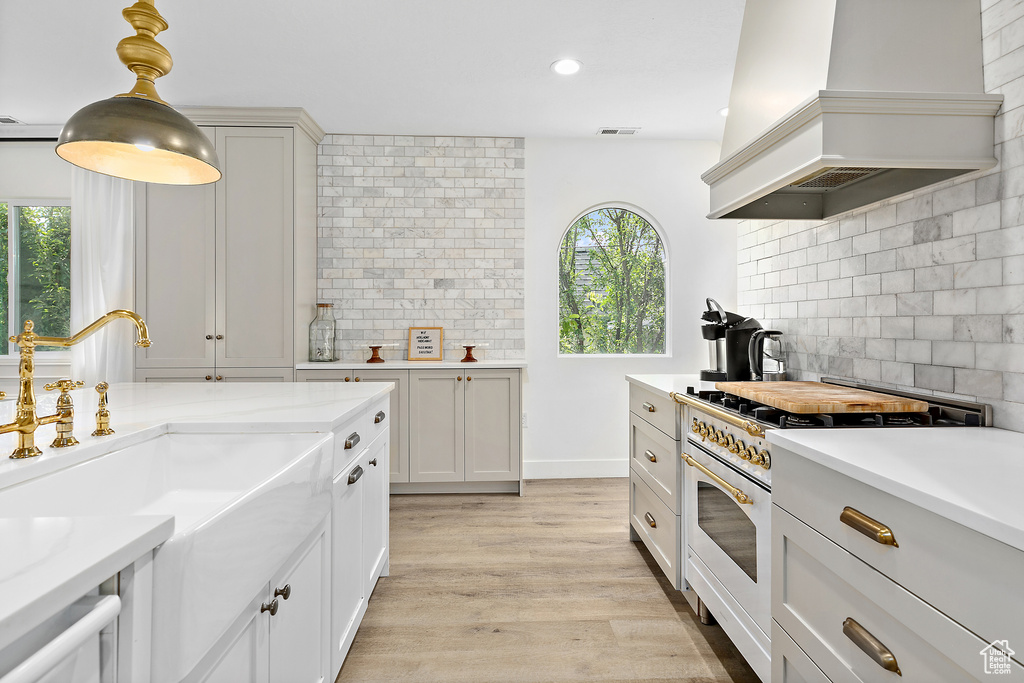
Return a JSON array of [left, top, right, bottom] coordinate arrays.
[[0, 381, 391, 683]]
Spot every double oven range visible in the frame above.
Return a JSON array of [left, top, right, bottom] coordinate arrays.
[[670, 378, 991, 682]]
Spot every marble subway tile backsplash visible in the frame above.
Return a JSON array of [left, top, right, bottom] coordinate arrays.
[[735, 0, 1024, 432], [316, 135, 525, 361]]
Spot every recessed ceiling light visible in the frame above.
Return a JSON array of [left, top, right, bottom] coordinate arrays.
[[551, 59, 582, 76], [718, 107, 730, 117]]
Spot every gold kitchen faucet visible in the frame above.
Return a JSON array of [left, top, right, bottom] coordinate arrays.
[[0, 310, 151, 459]]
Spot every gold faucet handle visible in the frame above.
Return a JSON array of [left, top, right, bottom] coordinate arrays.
[[93, 382, 114, 437], [44, 379, 86, 393]]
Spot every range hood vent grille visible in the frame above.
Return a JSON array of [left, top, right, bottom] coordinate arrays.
[[0, 115, 23, 125], [793, 167, 882, 189]]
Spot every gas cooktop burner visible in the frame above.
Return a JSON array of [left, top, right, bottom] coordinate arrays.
[[685, 378, 990, 429]]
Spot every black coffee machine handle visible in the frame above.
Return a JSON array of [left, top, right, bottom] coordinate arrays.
[[748, 329, 782, 380]]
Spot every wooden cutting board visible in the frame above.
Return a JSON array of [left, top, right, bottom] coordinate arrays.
[[714, 381, 930, 414]]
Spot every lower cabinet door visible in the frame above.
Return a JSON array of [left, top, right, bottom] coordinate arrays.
[[464, 370, 520, 481], [201, 608, 267, 683], [269, 530, 328, 683], [332, 459, 365, 675], [361, 436, 389, 595], [409, 370, 464, 482]]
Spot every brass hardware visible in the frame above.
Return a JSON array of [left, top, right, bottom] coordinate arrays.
[[369, 458, 378, 467], [467, 376, 472, 381], [92, 382, 115, 437], [344, 377, 351, 382], [274, 584, 291, 600], [205, 334, 212, 340], [374, 410, 386, 424], [750, 450, 764, 467], [670, 392, 770, 438], [722, 434, 736, 451], [215, 334, 223, 340], [683, 454, 754, 505], [644, 512, 657, 528], [691, 418, 700, 433], [742, 445, 757, 462], [732, 439, 745, 454], [714, 429, 725, 445], [843, 617, 902, 676], [457, 376, 462, 381], [642, 401, 656, 413], [44, 380, 85, 448], [260, 599, 279, 616], [205, 375, 212, 381], [697, 423, 708, 441], [840, 507, 899, 547], [345, 432, 360, 450], [758, 449, 771, 470], [0, 311, 149, 458], [347, 465, 364, 485], [215, 375, 223, 381], [354, 377, 360, 382], [644, 449, 657, 463]]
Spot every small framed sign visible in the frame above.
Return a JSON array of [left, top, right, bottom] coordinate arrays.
[[408, 326, 444, 361]]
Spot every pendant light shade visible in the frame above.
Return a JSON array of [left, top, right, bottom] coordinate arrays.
[[56, 0, 221, 185]]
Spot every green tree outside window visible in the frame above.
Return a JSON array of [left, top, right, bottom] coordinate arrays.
[[559, 207, 666, 354]]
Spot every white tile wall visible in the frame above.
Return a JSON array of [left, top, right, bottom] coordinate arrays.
[[316, 135, 525, 361], [736, 0, 1024, 432]]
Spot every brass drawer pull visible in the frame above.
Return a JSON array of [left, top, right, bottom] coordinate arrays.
[[644, 512, 657, 528], [644, 449, 657, 463], [843, 617, 902, 676], [374, 410, 386, 424], [840, 507, 899, 547], [347, 465, 364, 485], [642, 401, 656, 413], [345, 432, 361, 450], [683, 453, 753, 505]]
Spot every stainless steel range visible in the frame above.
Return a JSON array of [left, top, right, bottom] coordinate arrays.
[[669, 378, 991, 683]]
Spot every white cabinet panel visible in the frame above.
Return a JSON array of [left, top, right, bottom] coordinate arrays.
[[465, 370, 520, 481], [331, 458, 364, 675], [409, 371, 464, 482], [200, 610, 265, 683], [268, 531, 327, 683], [351, 369, 408, 484], [361, 436, 389, 595]]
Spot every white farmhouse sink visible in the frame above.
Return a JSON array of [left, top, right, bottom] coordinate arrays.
[[0, 431, 334, 683]]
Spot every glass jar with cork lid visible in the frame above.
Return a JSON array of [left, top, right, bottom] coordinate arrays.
[[308, 303, 336, 362]]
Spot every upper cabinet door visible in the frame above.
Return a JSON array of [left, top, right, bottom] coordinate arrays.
[[134, 127, 217, 368], [216, 127, 294, 368], [465, 369, 520, 481]]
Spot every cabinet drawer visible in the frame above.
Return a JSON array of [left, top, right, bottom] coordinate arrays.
[[773, 448, 1024, 654], [365, 396, 390, 444], [629, 413, 680, 513], [333, 409, 374, 478], [774, 505, 1024, 682], [773, 620, 833, 683], [628, 384, 678, 439], [629, 471, 679, 588]]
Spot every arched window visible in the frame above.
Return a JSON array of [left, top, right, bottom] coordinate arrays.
[[558, 206, 666, 354]]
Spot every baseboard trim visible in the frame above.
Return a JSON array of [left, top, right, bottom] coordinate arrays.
[[524, 459, 628, 479], [390, 480, 521, 495]]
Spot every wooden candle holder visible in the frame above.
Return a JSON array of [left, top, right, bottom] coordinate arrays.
[[367, 345, 385, 363], [461, 345, 478, 363]]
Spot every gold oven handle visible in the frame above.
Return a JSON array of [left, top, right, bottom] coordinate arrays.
[[683, 453, 754, 505], [670, 392, 766, 438], [840, 507, 899, 547]]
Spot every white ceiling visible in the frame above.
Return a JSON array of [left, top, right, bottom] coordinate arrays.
[[1, 0, 744, 140]]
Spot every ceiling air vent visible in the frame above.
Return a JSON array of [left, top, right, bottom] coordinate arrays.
[[792, 167, 883, 190], [0, 115, 24, 125], [597, 127, 640, 135]]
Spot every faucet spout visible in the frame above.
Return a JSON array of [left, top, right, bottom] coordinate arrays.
[[1, 309, 152, 458]]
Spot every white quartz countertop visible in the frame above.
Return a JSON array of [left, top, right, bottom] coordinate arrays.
[[625, 373, 708, 398], [296, 359, 526, 370], [768, 427, 1024, 552], [0, 515, 174, 651]]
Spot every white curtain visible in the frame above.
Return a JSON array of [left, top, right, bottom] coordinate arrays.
[[70, 169, 135, 386]]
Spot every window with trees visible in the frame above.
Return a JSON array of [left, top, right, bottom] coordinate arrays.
[[0, 201, 72, 355], [558, 207, 666, 354]]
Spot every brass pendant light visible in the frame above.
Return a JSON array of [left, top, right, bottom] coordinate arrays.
[[56, 1, 220, 185]]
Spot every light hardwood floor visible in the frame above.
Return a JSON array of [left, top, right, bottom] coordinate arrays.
[[337, 478, 759, 683]]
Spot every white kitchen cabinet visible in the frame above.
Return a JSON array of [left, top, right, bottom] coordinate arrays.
[[361, 435, 390, 594], [297, 368, 410, 483], [198, 522, 329, 683], [135, 368, 294, 383], [406, 368, 521, 493], [330, 455, 364, 675], [134, 108, 323, 383]]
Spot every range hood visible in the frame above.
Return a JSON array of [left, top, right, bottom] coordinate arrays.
[[702, 0, 1004, 221]]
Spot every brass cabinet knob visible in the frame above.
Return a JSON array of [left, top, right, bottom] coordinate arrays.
[[206, 334, 213, 340], [467, 376, 472, 381], [260, 599, 279, 616], [457, 376, 462, 381], [215, 375, 223, 381], [344, 377, 351, 382], [205, 375, 213, 381], [354, 377, 360, 382], [274, 584, 291, 600], [215, 334, 223, 340]]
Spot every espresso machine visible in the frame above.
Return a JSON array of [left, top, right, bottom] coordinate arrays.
[[699, 298, 762, 381]]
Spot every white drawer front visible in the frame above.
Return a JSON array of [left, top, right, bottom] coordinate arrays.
[[629, 413, 680, 513], [774, 505, 1024, 682], [773, 448, 1024, 653], [629, 471, 679, 588], [773, 620, 833, 683], [628, 384, 678, 439]]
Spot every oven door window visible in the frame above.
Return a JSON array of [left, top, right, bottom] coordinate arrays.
[[696, 481, 757, 582]]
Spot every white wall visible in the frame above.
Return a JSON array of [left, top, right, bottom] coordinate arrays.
[[523, 138, 736, 478], [0, 141, 71, 199]]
